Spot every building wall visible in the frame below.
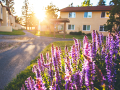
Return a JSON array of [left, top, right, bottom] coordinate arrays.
[[60, 11, 109, 36], [1, 7, 7, 26], [12, 16, 15, 27], [9, 15, 13, 26], [0, 26, 12, 32], [15, 23, 22, 29]]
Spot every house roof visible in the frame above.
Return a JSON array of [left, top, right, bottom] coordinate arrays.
[[60, 6, 112, 12]]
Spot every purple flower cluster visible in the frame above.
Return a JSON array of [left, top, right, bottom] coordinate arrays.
[[21, 30, 119, 90], [105, 32, 120, 89]]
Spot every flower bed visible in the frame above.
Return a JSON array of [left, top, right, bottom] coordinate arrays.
[[21, 30, 120, 90]]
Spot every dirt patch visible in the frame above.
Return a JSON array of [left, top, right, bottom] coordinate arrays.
[[0, 42, 22, 53], [0, 36, 33, 40]]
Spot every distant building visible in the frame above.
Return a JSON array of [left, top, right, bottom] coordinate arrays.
[[0, 1, 22, 32], [59, 6, 111, 36]]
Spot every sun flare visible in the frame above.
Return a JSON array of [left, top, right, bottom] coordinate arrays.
[[35, 9, 46, 21], [30, 0, 46, 22]]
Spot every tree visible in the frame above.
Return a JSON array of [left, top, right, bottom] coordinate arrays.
[[15, 16, 23, 24], [45, 3, 59, 19], [104, 0, 120, 32], [21, 0, 29, 30], [27, 12, 39, 30], [1, 0, 15, 14], [98, 0, 106, 6], [81, 0, 92, 6]]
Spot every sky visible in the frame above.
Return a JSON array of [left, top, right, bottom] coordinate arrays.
[[13, 0, 112, 20]]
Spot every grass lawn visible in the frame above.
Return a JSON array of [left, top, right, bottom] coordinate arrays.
[[0, 29, 25, 35], [5, 41, 74, 90], [27, 30, 92, 40]]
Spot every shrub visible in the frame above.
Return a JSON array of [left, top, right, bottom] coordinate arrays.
[[69, 31, 83, 35]]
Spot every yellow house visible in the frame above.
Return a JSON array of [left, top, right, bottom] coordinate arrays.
[[59, 6, 112, 36]]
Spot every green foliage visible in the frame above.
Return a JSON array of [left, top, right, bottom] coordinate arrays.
[[27, 12, 39, 27], [45, 3, 59, 19], [28, 30, 92, 40], [2, 0, 15, 14], [0, 29, 25, 35], [98, 0, 106, 6], [81, 0, 92, 6], [105, 0, 120, 32]]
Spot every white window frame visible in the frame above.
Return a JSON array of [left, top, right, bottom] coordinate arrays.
[[82, 25, 91, 31], [84, 12, 92, 18], [68, 12, 76, 18], [68, 24, 75, 30], [99, 25, 106, 32], [101, 12, 109, 18]]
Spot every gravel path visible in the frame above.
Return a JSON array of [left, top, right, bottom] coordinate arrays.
[[0, 30, 72, 89]]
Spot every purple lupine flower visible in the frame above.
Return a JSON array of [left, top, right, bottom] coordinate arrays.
[[101, 45, 106, 60], [21, 84, 25, 90], [99, 32, 104, 45], [74, 71, 82, 90], [106, 36, 108, 50], [96, 31, 100, 50], [51, 44, 54, 62], [82, 58, 90, 89], [40, 54, 44, 65], [32, 65, 41, 78], [105, 53, 115, 89], [108, 33, 113, 51], [92, 30, 97, 60], [35, 77, 46, 90], [37, 59, 44, 72], [83, 54, 95, 90], [83, 35, 89, 47], [25, 76, 35, 90], [53, 56, 61, 90], [65, 56, 72, 75], [48, 58, 53, 85], [71, 45, 78, 70], [65, 71, 73, 90], [73, 38, 81, 60], [56, 46, 61, 71], [112, 34, 119, 61], [83, 35, 92, 57], [65, 45, 68, 54], [46, 53, 49, 63]]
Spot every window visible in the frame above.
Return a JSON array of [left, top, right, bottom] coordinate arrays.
[[99, 25, 105, 31], [84, 12, 92, 18], [101, 12, 109, 18], [1, 7, 2, 14], [68, 25, 75, 30], [83, 25, 90, 31], [69, 12, 75, 18]]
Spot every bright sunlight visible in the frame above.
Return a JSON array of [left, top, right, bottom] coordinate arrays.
[[34, 9, 46, 21], [30, 0, 46, 21]]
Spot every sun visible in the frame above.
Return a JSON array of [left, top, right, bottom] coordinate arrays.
[[29, 0, 46, 22], [34, 9, 46, 21]]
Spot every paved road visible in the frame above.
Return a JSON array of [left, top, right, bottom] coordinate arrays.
[[0, 30, 72, 89]]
